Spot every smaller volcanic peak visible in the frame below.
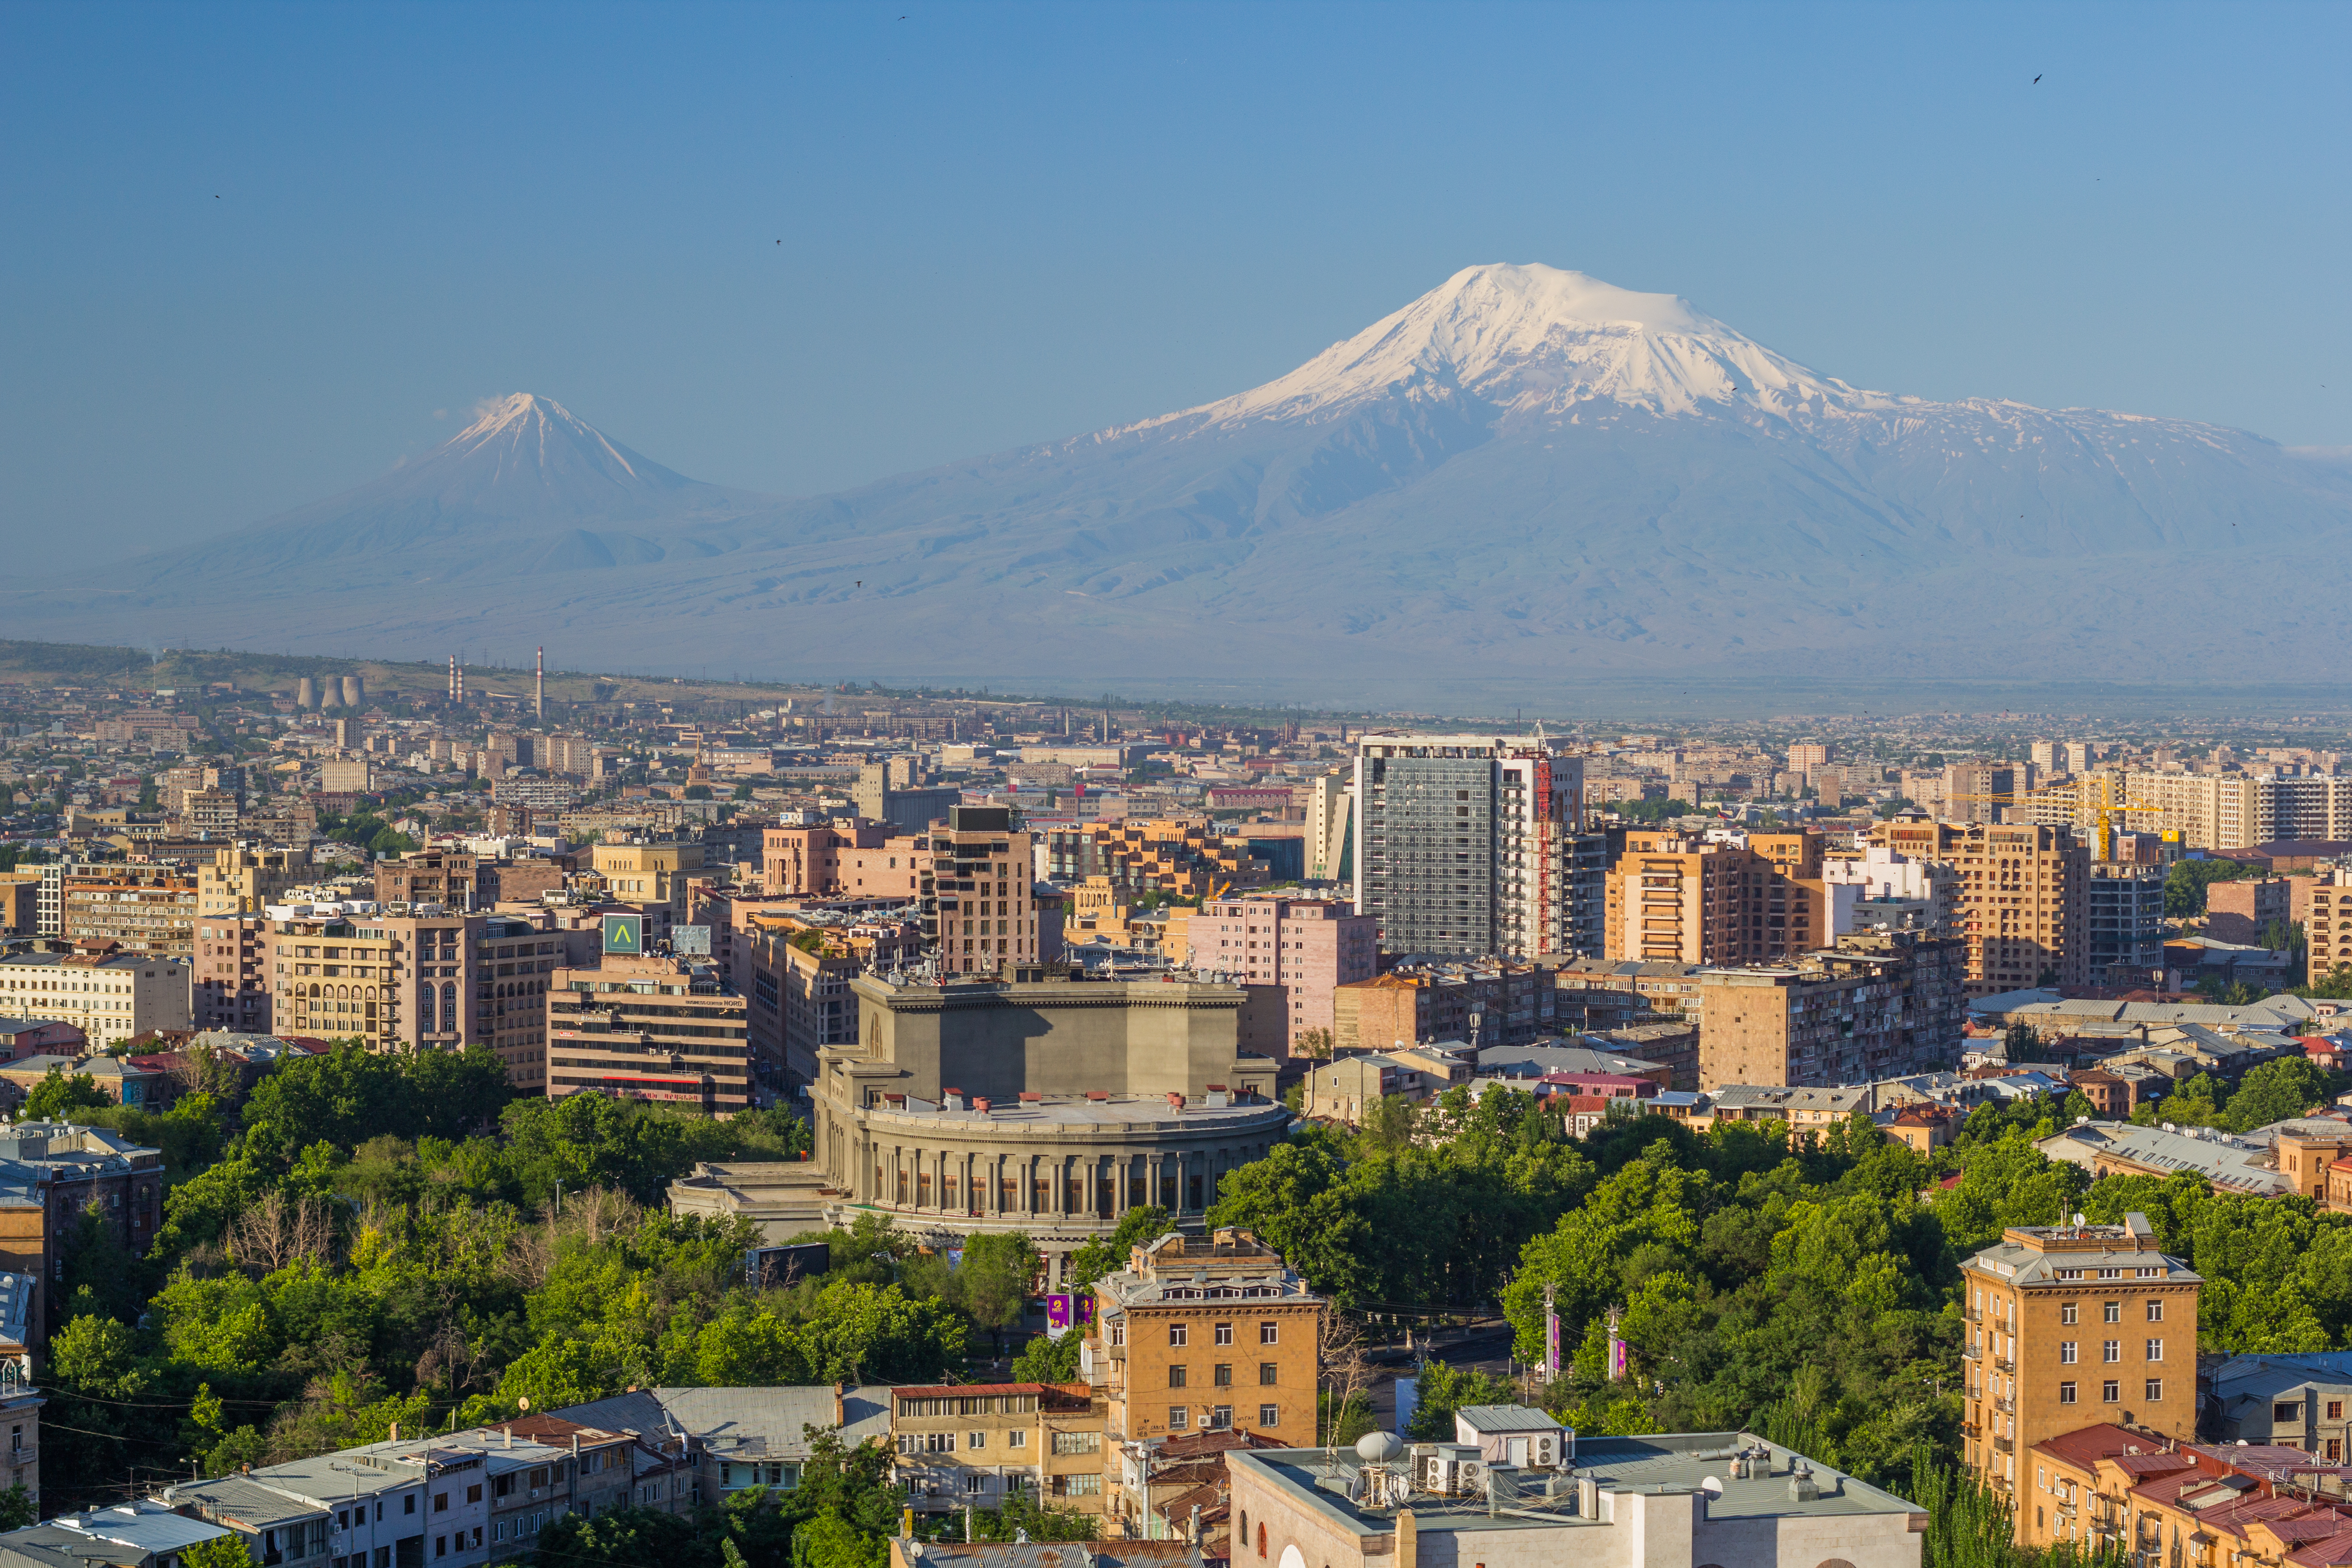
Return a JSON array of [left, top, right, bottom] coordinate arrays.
[[395, 392, 707, 518]]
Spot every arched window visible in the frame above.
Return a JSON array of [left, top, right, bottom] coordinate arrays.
[[1256, 1524, 1267, 1559]]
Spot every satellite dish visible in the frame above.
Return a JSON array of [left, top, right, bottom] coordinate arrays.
[[1701, 1476, 1725, 1497], [517, 1396, 531, 1410], [2073, 1212, 2086, 1226]]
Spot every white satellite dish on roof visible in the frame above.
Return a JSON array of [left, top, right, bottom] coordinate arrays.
[[2073, 1212, 2085, 1226]]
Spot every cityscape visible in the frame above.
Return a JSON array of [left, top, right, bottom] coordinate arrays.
[[4, 5, 2351, 1568]]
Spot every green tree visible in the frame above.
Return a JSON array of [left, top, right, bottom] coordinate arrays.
[[20, 1068, 109, 1122], [179, 1538, 257, 1568], [2223, 1056, 2330, 1132], [1404, 1358, 1517, 1440], [955, 1231, 1039, 1357], [0, 1482, 31, 1531], [534, 1504, 700, 1566]]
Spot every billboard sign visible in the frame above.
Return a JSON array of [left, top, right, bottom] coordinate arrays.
[[672, 924, 711, 956], [745, 1242, 832, 1290], [601, 913, 642, 956], [1045, 1294, 1074, 1338]]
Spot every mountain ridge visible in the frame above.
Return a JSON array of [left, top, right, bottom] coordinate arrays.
[[20, 264, 2352, 701]]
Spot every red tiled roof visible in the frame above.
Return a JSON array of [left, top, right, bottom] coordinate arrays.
[[893, 1382, 1074, 1399], [2286, 1525, 2352, 1567], [2034, 1422, 2167, 1472]]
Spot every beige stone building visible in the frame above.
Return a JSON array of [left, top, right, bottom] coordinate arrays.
[[1605, 828, 1829, 965], [1873, 819, 2090, 996], [1959, 1215, 2199, 1509], [1084, 1228, 1324, 1533], [676, 972, 1284, 1266], [198, 842, 312, 919], [1693, 928, 1968, 1089], [547, 949, 750, 1112]]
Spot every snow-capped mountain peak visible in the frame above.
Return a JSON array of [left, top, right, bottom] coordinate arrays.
[[1165, 262, 1881, 427]]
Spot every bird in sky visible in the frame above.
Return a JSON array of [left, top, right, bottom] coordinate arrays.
[[2033, 74, 2042, 83]]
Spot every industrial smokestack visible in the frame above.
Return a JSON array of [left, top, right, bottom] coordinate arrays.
[[535, 647, 544, 722]]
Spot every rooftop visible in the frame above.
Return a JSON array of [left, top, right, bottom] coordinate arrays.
[[1230, 1431, 1921, 1536]]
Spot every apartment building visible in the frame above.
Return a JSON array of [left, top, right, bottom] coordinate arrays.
[[0, 948, 190, 1050], [589, 839, 706, 926], [2205, 876, 2290, 945], [2301, 867, 2352, 979], [60, 866, 198, 956], [2085, 864, 2168, 977], [923, 806, 1056, 976], [1872, 819, 2091, 997], [1187, 895, 1377, 1055], [1605, 829, 1829, 965], [2057, 770, 2352, 853], [1330, 960, 1564, 1054], [475, 914, 558, 1088], [0, 874, 35, 939], [892, 1382, 1106, 1518], [763, 822, 925, 898], [1692, 928, 1968, 1089], [255, 906, 488, 1053], [1351, 734, 1585, 960], [1083, 1229, 1323, 1533], [1944, 763, 2017, 824], [375, 848, 480, 909], [1300, 773, 1352, 882], [193, 915, 273, 1033], [546, 950, 752, 1112], [740, 914, 921, 1085], [1959, 1214, 2199, 1507], [1040, 819, 1265, 901], [197, 842, 312, 919]]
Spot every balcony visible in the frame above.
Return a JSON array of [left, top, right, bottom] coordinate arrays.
[[1993, 1437, 2014, 1455]]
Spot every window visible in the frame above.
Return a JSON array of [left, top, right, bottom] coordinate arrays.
[[2103, 1341, 2121, 1363], [1169, 1323, 1188, 1347], [1109, 1321, 1125, 1348], [1169, 1406, 1189, 1431], [1215, 1322, 1235, 1346], [2103, 1301, 2121, 1323], [2277, 1401, 2303, 1423], [1211, 1406, 1233, 1429], [967, 1431, 986, 1450], [435, 1539, 446, 1560], [1260, 1321, 1279, 1345], [1260, 1404, 1280, 1427], [2060, 1303, 2078, 1325], [2146, 1299, 2163, 1322], [2060, 1342, 2077, 1364], [2146, 1379, 2164, 1402], [1052, 1431, 1100, 1455], [2332, 1401, 2345, 1420], [404, 1497, 416, 1516], [2059, 1382, 2077, 1405], [466, 1485, 482, 1505], [1215, 1364, 1234, 1387], [1260, 1362, 1279, 1386], [2145, 1339, 2163, 1362], [1169, 1365, 1188, 1388], [2103, 1381, 2120, 1403], [1008, 1431, 1026, 1449]]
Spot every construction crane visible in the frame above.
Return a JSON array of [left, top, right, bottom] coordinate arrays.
[[1936, 778, 2171, 861]]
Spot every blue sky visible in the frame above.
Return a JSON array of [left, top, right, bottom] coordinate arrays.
[[3, 0, 2347, 567]]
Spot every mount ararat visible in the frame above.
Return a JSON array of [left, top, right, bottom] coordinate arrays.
[[20, 264, 2352, 703]]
